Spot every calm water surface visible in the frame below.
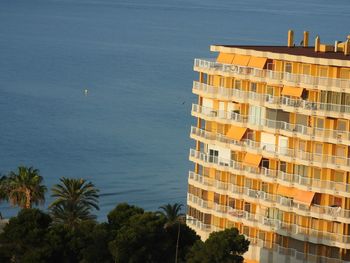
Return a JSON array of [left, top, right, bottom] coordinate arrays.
[[0, 0, 349, 219]]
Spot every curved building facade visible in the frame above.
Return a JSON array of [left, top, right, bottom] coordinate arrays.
[[187, 31, 350, 263]]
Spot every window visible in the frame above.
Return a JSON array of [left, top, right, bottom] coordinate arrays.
[[266, 86, 274, 96], [295, 165, 308, 177], [234, 80, 241, 89], [261, 182, 269, 192], [214, 193, 220, 204], [245, 178, 252, 188], [243, 226, 250, 236], [220, 77, 225, 87], [302, 64, 311, 75], [340, 69, 350, 79], [244, 202, 251, 212], [261, 159, 269, 169], [285, 62, 292, 73], [229, 174, 237, 184], [335, 145, 346, 157], [296, 114, 308, 126], [203, 167, 209, 176], [228, 198, 235, 208], [320, 91, 327, 103], [215, 170, 221, 181], [344, 94, 350, 107], [250, 82, 257, 92], [209, 149, 219, 163], [204, 214, 211, 224], [311, 218, 319, 230], [258, 231, 266, 241], [333, 197, 342, 207], [337, 120, 347, 131], [314, 143, 323, 154], [319, 67, 328, 77], [313, 193, 321, 205], [313, 168, 321, 180], [248, 105, 263, 125], [331, 92, 341, 105], [298, 140, 306, 151], [334, 171, 344, 182], [316, 118, 324, 128], [279, 161, 287, 172]]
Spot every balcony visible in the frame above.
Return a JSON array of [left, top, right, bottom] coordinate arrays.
[[186, 216, 347, 263], [194, 58, 350, 92], [190, 126, 350, 171], [189, 149, 350, 197], [192, 103, 350, 146], [187, 194, 350, 248], [188, 171, 350, 223], [193, 81, 350, 120]]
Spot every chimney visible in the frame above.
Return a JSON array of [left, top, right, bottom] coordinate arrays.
[[335, 41, 339, 52], [303, 31, 309, 47], [315, 36, 320, 52], [345, 40, 350, 55], [288, 30, 294, 47]]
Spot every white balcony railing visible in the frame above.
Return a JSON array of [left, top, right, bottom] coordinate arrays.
[[189, 149, 350, 195], [192, 103, 350, 143], [187, 194, 350, 246], [186, 216, 347, 263], [188, 171, 350, 220], [194, 58, 350, 91], [190, 126, 350, 170], [193, 81, 350, 117]]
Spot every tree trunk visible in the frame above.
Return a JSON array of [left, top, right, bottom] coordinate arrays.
[[25, 189, 31, 209]]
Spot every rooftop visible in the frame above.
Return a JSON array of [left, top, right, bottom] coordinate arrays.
[[216, 45, 350, 61]]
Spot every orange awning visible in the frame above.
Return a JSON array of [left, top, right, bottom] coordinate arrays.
[[281, 87, 304, 97], [216, 53, 235, 64], [277, 185, 295, 198], [247, 57, 267, 69], [232, 55, 251, 67], [243, 153, 262, 167], [226, 126, 247, 141], [294, 190, 315, 206]]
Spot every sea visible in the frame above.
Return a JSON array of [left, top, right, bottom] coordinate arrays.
[[0, 0, 349, 220]]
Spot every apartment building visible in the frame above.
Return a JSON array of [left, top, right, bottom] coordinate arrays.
[[186, 31, 350, 263]]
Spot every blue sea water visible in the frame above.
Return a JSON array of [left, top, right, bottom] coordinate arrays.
[[0, 0, 349, 220]]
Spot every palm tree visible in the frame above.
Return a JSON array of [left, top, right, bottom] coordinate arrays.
[[158, 203, 184, 226], [49, 177, 99, 227], [5, 166, 46, 209], [0, 175, 9, 203], [158, 203, 184, 263]]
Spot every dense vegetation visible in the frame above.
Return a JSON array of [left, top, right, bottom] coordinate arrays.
[[0, 166, 249, 263]]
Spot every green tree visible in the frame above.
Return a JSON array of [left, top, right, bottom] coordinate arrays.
[[5, 166, 47, 209], [158, 203, 184, 226], [108, 204, 199, 263], [107, 203, 144, 231], [158, 203, 185, 263], [0, 175, 9, 207], [45, 221, 112, 263], [0, 208, 52, 263], [49, 177, 99, 227], [108, 212, 169, 263], [186, 228, 250, 263]]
